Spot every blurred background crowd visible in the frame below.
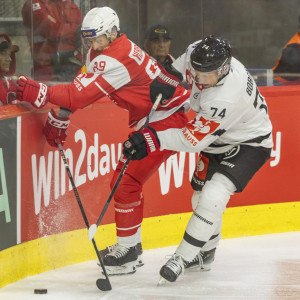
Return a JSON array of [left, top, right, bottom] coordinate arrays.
[[0, 0, 299, 106]]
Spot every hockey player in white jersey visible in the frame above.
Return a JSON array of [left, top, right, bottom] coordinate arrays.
[[122, 35, 273, 283]]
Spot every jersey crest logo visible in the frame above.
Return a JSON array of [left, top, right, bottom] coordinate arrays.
[[185, 117, 220, 142]]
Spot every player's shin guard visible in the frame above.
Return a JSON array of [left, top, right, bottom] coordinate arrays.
[[176, 173, 235, 263], [103, 176, 144, 275]]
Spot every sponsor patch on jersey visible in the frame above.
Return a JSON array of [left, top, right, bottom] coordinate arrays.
[[129, 41, 145, 65], [184, 116, 220, 143], [182, 127, 198, 146]]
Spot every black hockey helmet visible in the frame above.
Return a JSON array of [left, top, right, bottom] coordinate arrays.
[[190, 35, 231, 72]]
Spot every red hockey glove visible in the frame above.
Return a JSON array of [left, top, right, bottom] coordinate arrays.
[[150, 65, 183, 105], [43, 109, 70, 147], [122, 127, 160, 160], [16, 75, 50, 108]]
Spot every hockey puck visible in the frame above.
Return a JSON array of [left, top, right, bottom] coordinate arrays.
[[34, 289, 47, 294]]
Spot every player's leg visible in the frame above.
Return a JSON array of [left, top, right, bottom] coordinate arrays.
[[184, 190, 222, 271], [102, 111, 188, 275], [159, 145, 272, 283], [102, 149, 174, 275], [159, 172, 236, 283]]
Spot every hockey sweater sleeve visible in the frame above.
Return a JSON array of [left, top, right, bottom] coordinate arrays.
[[157, 99, 247, 153], [49, 55, 131, 111]]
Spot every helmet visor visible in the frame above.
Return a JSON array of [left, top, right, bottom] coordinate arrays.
[[82, 35, 104, 50]]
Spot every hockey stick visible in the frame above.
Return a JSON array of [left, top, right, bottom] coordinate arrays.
[[88, 93, 162, 241], [56, 143, 112, 291]]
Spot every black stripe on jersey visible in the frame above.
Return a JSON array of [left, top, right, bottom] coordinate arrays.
[[183, 231, 206, 248], [212, 129, 226, 136], [209, 132, 272, 148], [242, 132, 272, 144], [209, 234, 220, 240]]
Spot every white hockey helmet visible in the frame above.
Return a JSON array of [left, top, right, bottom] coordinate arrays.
[[81, 7, 120, 41]]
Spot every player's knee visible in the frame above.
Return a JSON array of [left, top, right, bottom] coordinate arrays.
[[110, 172, 143, 205], [191, 191, 201, 211], [195, 173, 236, 216]]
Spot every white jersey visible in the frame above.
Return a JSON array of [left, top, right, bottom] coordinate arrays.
[[158, 41, 273, 154]]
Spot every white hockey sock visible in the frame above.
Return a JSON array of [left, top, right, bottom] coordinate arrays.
[[176, 173, 235, 261], [117, 226, 141, 247], [176, 211, 220, 261], [201, 219, 223, 251]]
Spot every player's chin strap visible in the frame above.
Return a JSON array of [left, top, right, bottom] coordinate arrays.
[[87, 93, 162, 242], [56, 141, 112, 292]]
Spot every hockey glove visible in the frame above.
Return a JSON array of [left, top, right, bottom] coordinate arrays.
[[43, 109, 70, 147], [17, 75, 50, 108], [150, 65, 183, 105], [122, 127, 160, 160]]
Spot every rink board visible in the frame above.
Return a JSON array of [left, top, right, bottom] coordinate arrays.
[[0, 85, 300, 287], [1, 201, 299, 287]]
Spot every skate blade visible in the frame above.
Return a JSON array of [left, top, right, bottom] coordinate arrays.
[[185, 263, 212, 272], [157, 276, 167, 286], [98, 257, 144, 268], [101, 262, 136, 276], [136, 256, 144, 267]]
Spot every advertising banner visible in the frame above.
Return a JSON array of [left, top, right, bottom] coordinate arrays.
[[0, 118, 17, 251], [9, 85, 299, 242]]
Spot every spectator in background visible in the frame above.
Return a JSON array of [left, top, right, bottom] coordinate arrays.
[[143, 24, 174, 69], [21, 0, 82, 82], [143, 24, 189, 88], [273, 15, 300, 84], [0, 33, 19, 106]]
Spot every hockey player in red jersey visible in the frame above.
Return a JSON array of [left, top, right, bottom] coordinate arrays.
[[16, 7, 190, 275], [22, 0, 82, 81], [123, 36, 273, 283]]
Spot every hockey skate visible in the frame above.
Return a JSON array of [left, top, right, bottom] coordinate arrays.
[[158, 254, 185, 285], [185, 248, 216, 271], [158, 248, 216, 285], [99, 242, 144, 268], [101, 243, 143, 275]]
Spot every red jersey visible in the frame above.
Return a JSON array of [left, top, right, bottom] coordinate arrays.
[[49, 34, 190, 128], [0, 77, 17, 105], [22, 0, 82, 81]]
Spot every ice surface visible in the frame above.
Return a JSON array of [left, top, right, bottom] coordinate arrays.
[[1, 232, 300, 300]]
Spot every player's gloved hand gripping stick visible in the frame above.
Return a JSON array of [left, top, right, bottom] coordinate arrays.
[[56, 142, 112, 292], [88, 93, 162, 241]]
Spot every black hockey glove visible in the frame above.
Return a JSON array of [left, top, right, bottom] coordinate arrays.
[[122, 127, 160, 160], [150, 65, 183, 105]]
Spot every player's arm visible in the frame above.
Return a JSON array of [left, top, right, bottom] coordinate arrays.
[[123, 100, 243, 160], [158, 99, 246, 153], [150, 41, 201, 104], [122, 115, 220, 161], [16, 56, 131, 111], [16, 74, 106, 111]]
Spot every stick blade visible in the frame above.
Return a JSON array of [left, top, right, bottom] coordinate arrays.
[[88, 224, 97, 241], [96, 278, 112, 291]]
